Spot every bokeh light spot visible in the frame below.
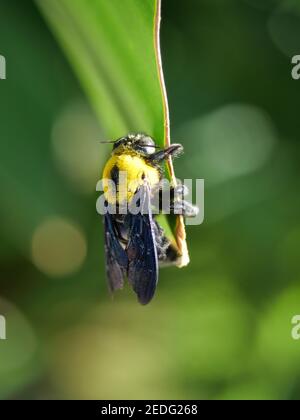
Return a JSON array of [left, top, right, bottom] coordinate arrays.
[[268, 1, 300, 57], [0, 297, 38, 398], [44, 302, 189, 399], [256, 285, 300, 376], [179, 104, 277, 186], [31, 217, 87, 277], [52, 102, 106, 195]]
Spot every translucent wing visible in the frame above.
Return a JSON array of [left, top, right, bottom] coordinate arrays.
[[126, 184, 159, 305], [104, 211, 128, 293]]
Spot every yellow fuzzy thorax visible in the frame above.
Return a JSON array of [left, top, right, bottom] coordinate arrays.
[[102, 152, 160, 204]]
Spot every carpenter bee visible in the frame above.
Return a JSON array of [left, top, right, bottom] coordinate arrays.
[[101, 133, 198, 305]]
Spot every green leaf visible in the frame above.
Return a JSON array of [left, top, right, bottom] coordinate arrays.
[[36, 0, 189, 266]]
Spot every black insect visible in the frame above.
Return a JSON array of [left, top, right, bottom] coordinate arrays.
[[101, 133, 198, 304]]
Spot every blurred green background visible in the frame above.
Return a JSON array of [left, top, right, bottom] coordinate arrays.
[[1, 0, 300, 400]]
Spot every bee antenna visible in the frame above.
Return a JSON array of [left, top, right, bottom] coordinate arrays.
[[99, 140, 115, 144]]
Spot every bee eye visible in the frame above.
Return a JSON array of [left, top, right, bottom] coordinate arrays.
[[137, 136, 156, 154], [143, 146, 155, 154]]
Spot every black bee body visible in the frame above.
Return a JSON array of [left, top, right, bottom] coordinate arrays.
[[102, 133, 197, 304]]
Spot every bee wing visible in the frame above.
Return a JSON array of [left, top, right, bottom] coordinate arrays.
[[126, 184, 159, 305], [104, 212, 128, 293]]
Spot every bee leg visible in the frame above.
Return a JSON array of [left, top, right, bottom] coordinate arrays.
[[153, 184, 198, 217], [153, 219, 168, 259], [170, 184, 199, 218], [171, 184, 189, 198], [153, 219, 179, 263], [149, 144, 183, 163], [172, 200, 199, 218]]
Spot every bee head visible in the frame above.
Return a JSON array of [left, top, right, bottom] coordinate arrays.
[[113, 133, 157, 156]]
